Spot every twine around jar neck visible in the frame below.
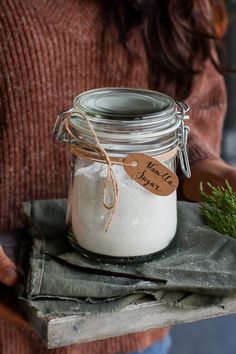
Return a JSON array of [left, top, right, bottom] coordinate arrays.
[[63, 110, 178, 232]]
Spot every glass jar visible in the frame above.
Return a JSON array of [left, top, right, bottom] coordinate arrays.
[[54, 88, 191, 261]]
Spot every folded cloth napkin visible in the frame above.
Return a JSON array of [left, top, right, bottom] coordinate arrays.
[[18, 200, 236, 316]]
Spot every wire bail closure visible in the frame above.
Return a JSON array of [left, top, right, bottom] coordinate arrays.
[[176, 101, 191, 178]]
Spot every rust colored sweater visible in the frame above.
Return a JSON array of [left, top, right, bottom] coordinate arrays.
[[0, 0, 226, 353]]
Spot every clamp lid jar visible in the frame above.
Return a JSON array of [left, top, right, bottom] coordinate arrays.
[[54, 88, 191, 261]]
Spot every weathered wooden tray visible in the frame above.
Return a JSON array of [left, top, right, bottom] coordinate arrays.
[[20, 296, 236, 349]]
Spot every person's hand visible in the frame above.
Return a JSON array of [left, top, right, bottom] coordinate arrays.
[[0, 245, 18, 286], [0, 246, 31, 328], [181, 158, 236, 202]]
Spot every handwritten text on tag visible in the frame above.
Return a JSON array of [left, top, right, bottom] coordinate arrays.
[[124, 153, 179, 196]]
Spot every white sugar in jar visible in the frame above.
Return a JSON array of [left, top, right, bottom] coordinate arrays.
[[54, 88, 191, 260], [69, 158, 177, 257]]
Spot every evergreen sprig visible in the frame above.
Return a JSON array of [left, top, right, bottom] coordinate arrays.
[[200, 181, 236, 239]]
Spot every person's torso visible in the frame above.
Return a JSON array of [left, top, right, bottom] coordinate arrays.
[[0, 0, 149, 229]]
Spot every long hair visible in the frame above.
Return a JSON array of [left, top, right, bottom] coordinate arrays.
[[101, 0, 228, 100]]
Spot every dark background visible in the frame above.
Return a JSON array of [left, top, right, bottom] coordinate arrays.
[[170, 2, 236, 353]]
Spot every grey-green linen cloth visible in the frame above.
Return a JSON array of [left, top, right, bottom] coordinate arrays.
[[19, 199, 236, 316]]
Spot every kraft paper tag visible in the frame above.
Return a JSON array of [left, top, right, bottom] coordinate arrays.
[[124, 153, 179, 196]]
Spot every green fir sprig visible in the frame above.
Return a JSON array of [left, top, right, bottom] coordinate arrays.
[[200, 181, 236, 239]]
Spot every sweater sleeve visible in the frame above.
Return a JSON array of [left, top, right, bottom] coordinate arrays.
[[185, 60, 227, 167]]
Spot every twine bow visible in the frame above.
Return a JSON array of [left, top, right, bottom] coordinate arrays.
[[64, 110, 119, 232]]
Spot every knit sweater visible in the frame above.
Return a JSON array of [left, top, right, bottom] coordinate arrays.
[[0, 0, 227, 353]]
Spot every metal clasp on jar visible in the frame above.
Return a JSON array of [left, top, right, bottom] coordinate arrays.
[[176, 101, 191, 178], [53, 109, 75, 143]]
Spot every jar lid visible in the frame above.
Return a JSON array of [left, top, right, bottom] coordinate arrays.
[[61, 88, 182, 158], [54, 88, 191, 177], [73, 88, 175, 119]]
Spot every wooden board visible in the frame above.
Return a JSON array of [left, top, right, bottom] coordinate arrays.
[[20, 296, 236, 349]]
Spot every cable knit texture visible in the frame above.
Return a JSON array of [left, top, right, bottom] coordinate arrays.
[[0, 0, 226, 353]]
